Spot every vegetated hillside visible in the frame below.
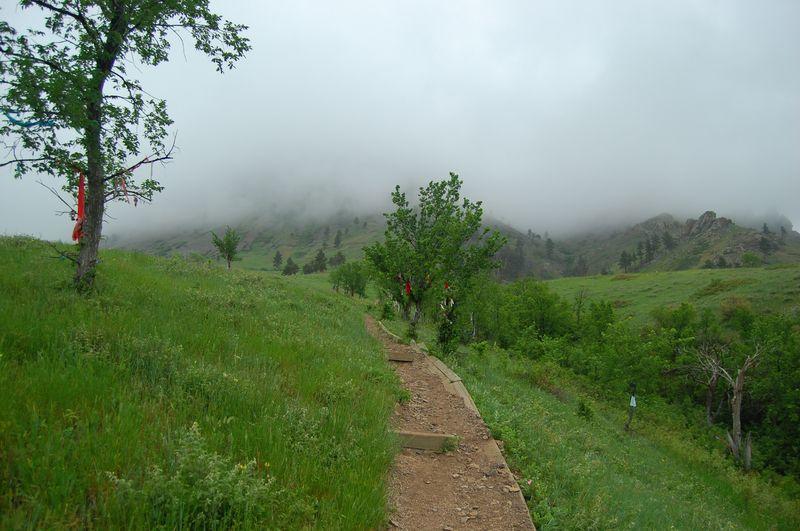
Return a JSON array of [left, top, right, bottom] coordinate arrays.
[[109, 209, 800, 280], [496, 211, 800, 279], [545, 264, 800, 325], [108, 211, 387, 271], [378, 317, 800, 530], [0, 237, 401, 529]]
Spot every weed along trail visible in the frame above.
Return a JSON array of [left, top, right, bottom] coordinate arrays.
[[366, 316, 535, 530]]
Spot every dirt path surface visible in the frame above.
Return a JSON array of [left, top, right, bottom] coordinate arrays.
[[366, 316, 535, 531]]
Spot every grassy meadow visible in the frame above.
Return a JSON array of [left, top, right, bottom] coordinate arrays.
[[0, 236, 400, 529], [545, 265, 800, 324]]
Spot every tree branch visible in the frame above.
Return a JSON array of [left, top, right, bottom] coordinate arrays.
[[28, 0, 101, 44]]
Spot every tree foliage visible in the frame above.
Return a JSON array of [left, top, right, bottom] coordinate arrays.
[[211, 226, 240, 269], [330, 261, 368, 297], [0, 1, 250, 286], [365, 173, 505, 338]]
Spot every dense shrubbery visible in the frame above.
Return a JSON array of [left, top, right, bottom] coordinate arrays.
[[330, 261, 368, 297], [455, 277, 800, 478]]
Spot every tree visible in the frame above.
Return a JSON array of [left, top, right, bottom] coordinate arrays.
[[619, 251, 632, 272], [545, 238, 555, 259], [0, 1, 250, 288], [365, 173, 505, 339], [329, 251, 346, 267], [273, 249, 283, 270], [762, 223, 771, 235], [302, 262, 315, 274], [211, 227, 241, 269], [311, 249, 327, 272], [698, 344, 765, 470], [282, 257, 298, 275], [330, 261, 368, 297], [334, 229, 342, 248]]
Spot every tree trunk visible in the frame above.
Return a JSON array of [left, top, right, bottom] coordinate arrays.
[[73, 5, 126, 289], [705, 371, 719, 426], [728, 368, 745, 459], [74, 96, 105, 289], [226, 258, 231, 269]]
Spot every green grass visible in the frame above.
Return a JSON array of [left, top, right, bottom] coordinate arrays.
[[378, 318, 800, 530], [450, 350, 800, 530], [545, 266, 800, 324], [0, 236, 400, 529]]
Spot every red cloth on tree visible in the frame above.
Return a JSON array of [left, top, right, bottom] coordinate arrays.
[[72, 172, 85, 242], [405, 280, 411, 295]]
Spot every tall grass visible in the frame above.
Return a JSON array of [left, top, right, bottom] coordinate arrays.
[[0, 236, 400, 529]]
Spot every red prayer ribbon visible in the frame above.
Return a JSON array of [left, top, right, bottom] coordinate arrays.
[[72, 171, 85, 242]]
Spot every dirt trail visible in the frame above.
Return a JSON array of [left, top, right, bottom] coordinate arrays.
[[366, 316, 535, 531]]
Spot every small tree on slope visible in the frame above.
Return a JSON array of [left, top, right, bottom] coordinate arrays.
[[211, 227, 241, 269], [365, 173, 505, 341], [0, 1, 250, 288]]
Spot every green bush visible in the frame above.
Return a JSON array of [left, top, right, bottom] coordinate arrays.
[[108, 423, 310, 528], [330, 261, 368, 297]]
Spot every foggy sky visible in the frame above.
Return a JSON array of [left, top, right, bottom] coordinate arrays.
[[1, 0, 799, 240]]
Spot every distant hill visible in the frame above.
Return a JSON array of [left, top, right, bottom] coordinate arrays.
[[108, 209, 800, 279]]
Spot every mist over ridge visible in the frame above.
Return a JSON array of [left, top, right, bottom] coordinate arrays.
[[2, 0, 799, 240]]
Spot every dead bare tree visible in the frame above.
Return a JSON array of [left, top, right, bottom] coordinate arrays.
[[698, 343, 765, 470], [693, 343, 727, 426]]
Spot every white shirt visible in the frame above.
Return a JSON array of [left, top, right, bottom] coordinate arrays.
[[630, 395, 637, 407]]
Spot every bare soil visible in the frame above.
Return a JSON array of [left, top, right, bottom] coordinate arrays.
[[366, 316, 535, 530]]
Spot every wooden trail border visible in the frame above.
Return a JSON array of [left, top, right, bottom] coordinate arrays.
[[378, 320, 536, 530]]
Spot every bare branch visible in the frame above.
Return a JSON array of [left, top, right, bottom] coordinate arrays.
[[36, 179, 75, 213], [103, 134, 177, 182]]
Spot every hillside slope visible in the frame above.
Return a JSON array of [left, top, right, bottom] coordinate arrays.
[[109, 209, 800, 280], [545, 264, 800, 324], [0, 237, 400, 528]]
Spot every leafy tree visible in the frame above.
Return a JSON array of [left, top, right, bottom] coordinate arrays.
[[353, 216, 360, 225], [0, 1, 250, 288], [273, 249, 283, 270], [334, 229, 342, 248], [211, 227, 241, 269], [330, 261, 368, 297], [281, 257, 298, 275], [365, 173, 505, 339], [762, 222, 771, 235], [302, 262, 315, 274], [329, 251, 346, 267], [545, 237, 555, 259]]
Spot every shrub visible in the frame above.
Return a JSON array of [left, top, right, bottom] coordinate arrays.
[[108, 423, 309, 528], [330, 261, 368, 297]]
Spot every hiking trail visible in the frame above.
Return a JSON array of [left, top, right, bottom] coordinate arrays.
[[366, 316, 535, 530]]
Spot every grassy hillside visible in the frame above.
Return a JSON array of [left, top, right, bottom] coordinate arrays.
[[0, 237, 400, 529], [545, 265, 800, 324], [110, 210, 800, 281], [379, 317, 800, 529], [109, 213, 385, 273]]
